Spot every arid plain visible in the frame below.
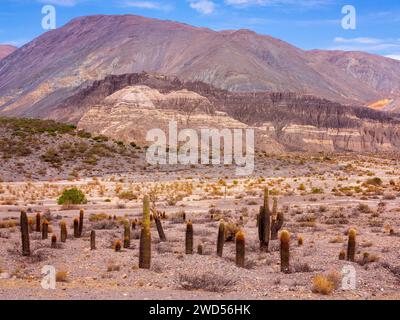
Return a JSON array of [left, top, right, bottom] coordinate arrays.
[[1, 150, 399, 300]]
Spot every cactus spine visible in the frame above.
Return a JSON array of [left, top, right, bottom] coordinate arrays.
[[154, 213, 167, 242], [36, 212, 41, 232], [347, 228, 357, 262], [42, 220, 49, 240], [123, 220, 131, 248], [235, 231, 245, 268], [139, 195, 151, 269], [258, 188, 271, 251], [20, 211, 30, 256], [73, 218, 79, 238], [60, 221, 67, 243], [185, 220, 193, 254], [51, 234, 57, 248], [90, 230, 96, 250], [280, 230, 290, 273], [217, 220, 225, 257], [78, 209, 84, 237]]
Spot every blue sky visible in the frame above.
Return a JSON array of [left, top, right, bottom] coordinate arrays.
[[1, 0, 400, 59]]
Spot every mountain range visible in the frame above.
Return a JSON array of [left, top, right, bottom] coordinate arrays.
[[1, 14, 400, 118], [0, 45, 16, 61], [1, 14, 400, 152]]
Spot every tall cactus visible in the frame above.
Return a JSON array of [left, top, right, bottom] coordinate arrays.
[[185, 220, 193, 254], [235, 231, 245, 268], [347, 228, 357, 262], [78, 209, 84, 237], [123, 220, 131, 248], [42, 220, 49, 240], [217, 220, 225, 257], [60, 221, 67, 243], [36, 212, 41, 232], [20, 211, 30, 256], [258, 188, 271, 251], [271, 211, 284, 240], [90, 230, 96, 250], [280, 230, 290, 273], [73, 218, 79, 238], [114, 240, 122, 252], [139, 195, 151, 269], [154, 213, 167, 242]]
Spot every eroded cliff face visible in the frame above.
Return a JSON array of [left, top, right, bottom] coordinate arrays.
[[77, 84, 400, 153], [262, 122, 400, 152]]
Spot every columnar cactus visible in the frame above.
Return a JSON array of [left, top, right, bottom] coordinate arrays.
[[60, 221, 67, 243], [347, 228, 357, 262], [114, 240, 122, 252], [185, 220, 193, 254], [78, 209, 84, 237], [73, 218, 79, 238], [28, 218, 34, 233], [36, 212, 41, 232], [90, 230, 96, 250], [271, 203, 284, 241], [235, 231, 245, 268], [123, 220, 131, 248], [217, 220, 225, 257], [154, 213, 167, 242], [197, 244, 203, 255], [51, 234, 57, 248], [280, 230, 290, 273], [42, 220, 49, 240], [20, 211, 30, 256], [139, 195, 151, 269], [132, 219, 136, 230], [258, 188, 271, 251]]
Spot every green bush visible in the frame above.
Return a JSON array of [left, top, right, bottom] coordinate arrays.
[[58, 188, 87, 205]]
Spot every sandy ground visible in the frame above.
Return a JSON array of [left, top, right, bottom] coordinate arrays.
[[0, 153, 400, 300]]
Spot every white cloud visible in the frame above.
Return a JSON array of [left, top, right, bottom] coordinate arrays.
[[334, 37, 384, 45], [123, 1, 173, 11], [0, 39, 29, 47], [189, 0, 216, 14], [385, 55, 400, 61], [330, 37, 400, 60], [225, 0, 332, 8]]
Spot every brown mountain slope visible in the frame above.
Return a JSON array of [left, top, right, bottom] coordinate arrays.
[[0, 45, 16, 60], [1, 14, 399, 118], [309, 50, 400, 95]]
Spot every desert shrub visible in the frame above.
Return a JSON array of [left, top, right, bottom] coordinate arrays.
[[293, 262, 312, 273], [311, 187, 324, 194], [57, 188, 87, 205], [312, 275, 335, 295], [365, 177, 383, 186], [225, 222, 241, 241], [177, 272, 236, 292], [56, 270, 68, 282], [357, 203, 372, 213], [118, 191, 137, 201]]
